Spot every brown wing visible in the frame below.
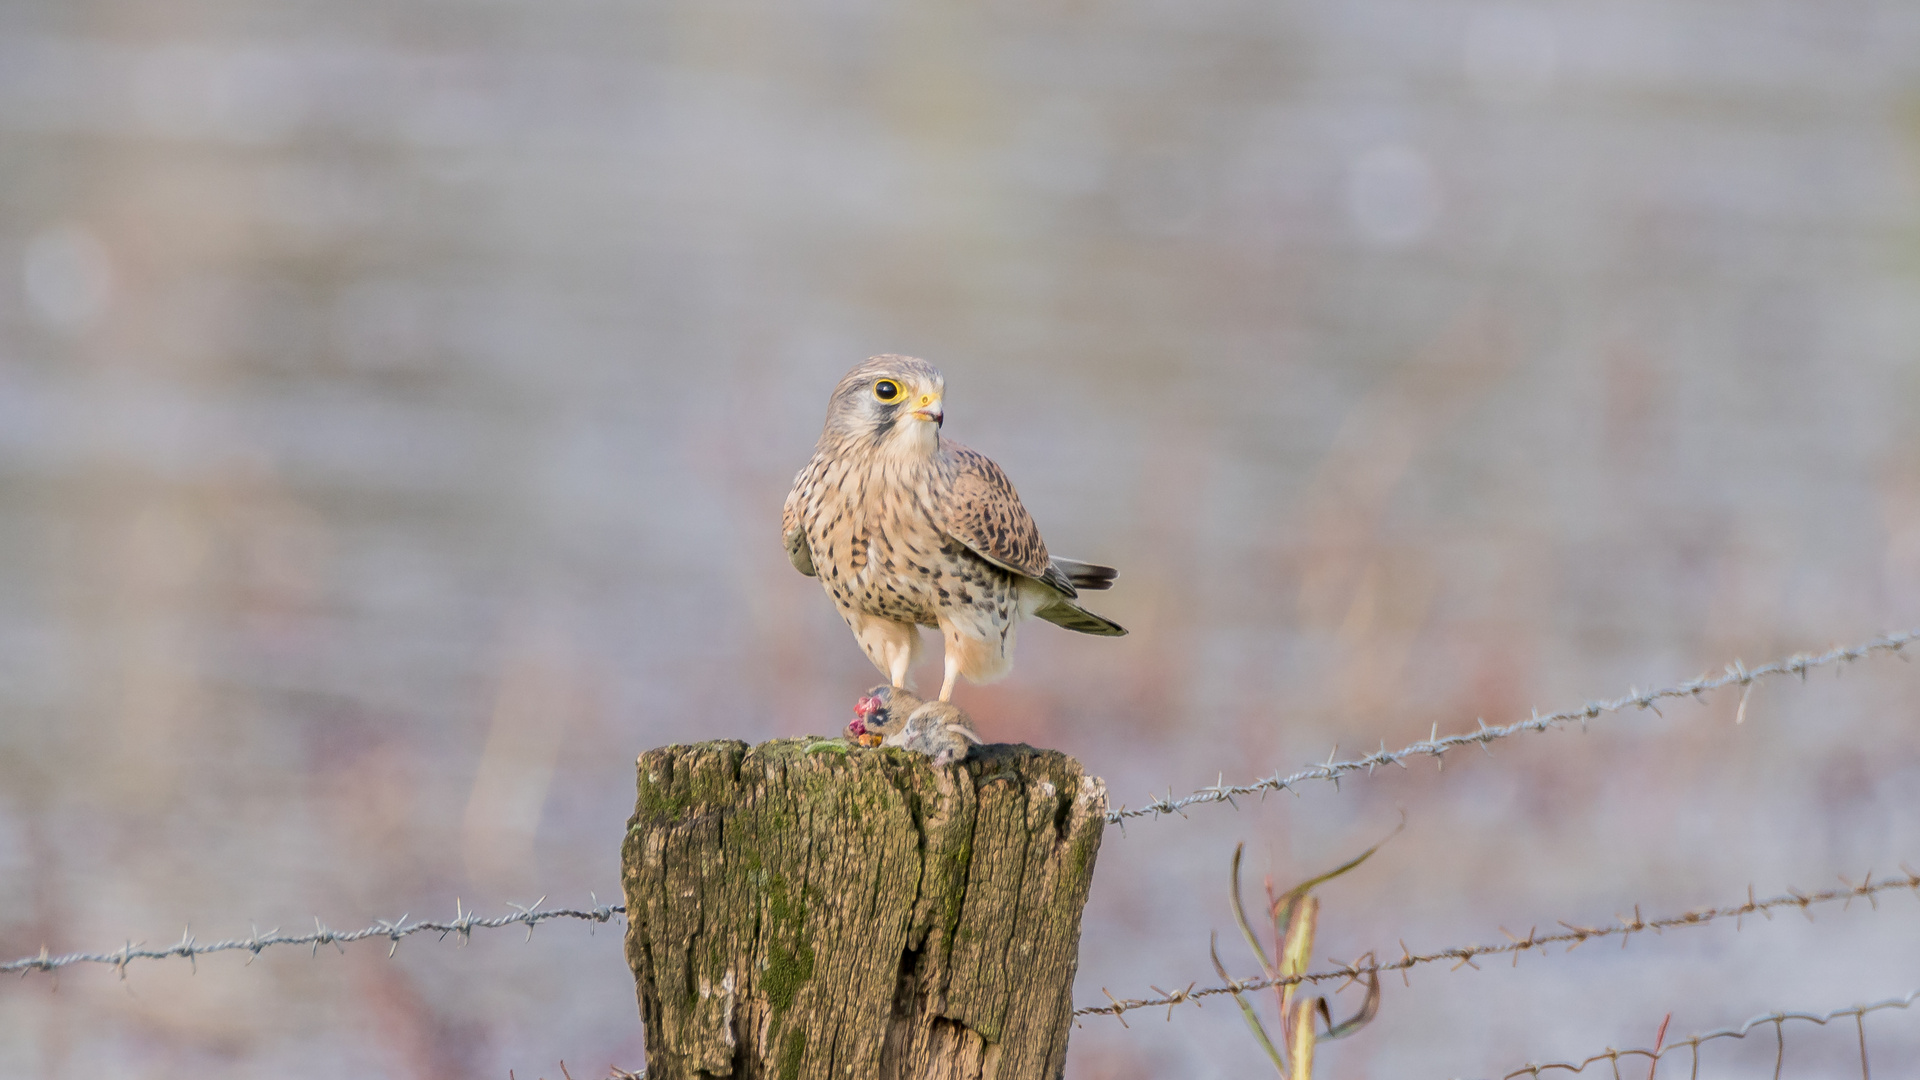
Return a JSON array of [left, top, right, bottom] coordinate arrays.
[[938, 442, 1070, 590], [782, 468, 817, 577]]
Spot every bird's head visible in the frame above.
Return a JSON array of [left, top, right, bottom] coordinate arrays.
[[822, 355, 946, 456]]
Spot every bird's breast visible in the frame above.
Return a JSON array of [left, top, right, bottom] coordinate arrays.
[[800, 455, 1012, 625]]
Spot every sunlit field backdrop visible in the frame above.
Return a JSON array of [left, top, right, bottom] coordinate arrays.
[[2, 1, 1920, 1077]]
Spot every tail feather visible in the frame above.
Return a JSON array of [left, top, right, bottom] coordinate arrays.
[[1050, 557, 1118, 592], [1036, 599, 1127, 637]]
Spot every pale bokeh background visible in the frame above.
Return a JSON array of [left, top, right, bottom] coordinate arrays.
[[2, 1, 1920, 1077]]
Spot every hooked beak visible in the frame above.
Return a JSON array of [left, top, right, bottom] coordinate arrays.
[[910, 396, 944, 425]]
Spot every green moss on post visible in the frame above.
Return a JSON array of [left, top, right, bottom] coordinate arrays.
[[622, 738, 1107, 1080]]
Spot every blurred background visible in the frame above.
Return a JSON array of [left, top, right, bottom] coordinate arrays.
[[2, 0, 1919, 1077]]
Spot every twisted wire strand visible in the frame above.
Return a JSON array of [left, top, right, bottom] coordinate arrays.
[[1073, 869, 1920, 1021], [514, 1065, 646, 1080], [1108, 629, 1920, 825], [7, 631, 1916, 991], [1, 897, 627, 977], [1490, 988, 1920, 1079]]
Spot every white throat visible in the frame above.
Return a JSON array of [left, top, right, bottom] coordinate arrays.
[[884, 418, 941, 460]]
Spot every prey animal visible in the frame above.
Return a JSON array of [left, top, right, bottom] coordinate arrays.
[[784, 355, 1125, 711], [847, 685, 980, 766]]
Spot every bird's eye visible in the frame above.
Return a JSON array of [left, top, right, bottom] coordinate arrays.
[[872, 379, 901, 402]]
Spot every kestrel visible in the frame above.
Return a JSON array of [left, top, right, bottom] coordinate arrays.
[[783, 355, 1125, 706]]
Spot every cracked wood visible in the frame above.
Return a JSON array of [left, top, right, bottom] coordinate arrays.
[[623, 738, 1106, 1080]]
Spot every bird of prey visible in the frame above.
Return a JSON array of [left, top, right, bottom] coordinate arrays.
[[783, 354, 1124, 707]]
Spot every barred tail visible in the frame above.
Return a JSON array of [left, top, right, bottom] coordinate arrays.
[[1050, 557, 1118, 592], [1035, 599, 1127, 637]]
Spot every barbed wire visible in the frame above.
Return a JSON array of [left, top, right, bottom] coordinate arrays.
[[1073, 867, 1920, 1022], [1107, 628, 1920, 825], [513, 1063, 646, 1080], [1, 896, 627, 978], [1487, 987, 1920, 1079], [7, 630, 1916, 1042]]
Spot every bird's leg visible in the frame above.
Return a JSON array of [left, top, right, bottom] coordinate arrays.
[[851, 613, 921, 691], [939, 652, 960, 702]]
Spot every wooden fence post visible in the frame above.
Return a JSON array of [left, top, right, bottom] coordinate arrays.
[[622, 737, 1107, 1080]]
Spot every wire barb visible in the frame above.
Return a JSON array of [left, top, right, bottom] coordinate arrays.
[[1493, 988, 1920, 1078], [2, 898, 629, 977], [1107, 629, 1920, 824], [1072, 870, 1920, 1020]]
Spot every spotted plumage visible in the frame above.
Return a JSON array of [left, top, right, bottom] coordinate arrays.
[[784, 355, 1124, 705]]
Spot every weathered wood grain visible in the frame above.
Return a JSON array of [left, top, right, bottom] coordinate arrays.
[[622, 738, 1106, 1080]]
